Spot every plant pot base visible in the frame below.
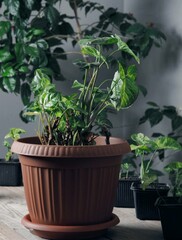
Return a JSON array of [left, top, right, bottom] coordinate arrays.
[[22, 213, 119, 240]]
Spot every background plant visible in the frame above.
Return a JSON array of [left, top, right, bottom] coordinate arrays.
[[3, 127, 26, 160], [140, 101, 182, 142], [164, 161, 182, 197], [25, 35, 139, 145], [0, 0, 166, 118], [130, 133, 182, 190]]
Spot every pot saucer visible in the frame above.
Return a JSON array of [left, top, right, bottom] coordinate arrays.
[[22, 213, 119, 240]]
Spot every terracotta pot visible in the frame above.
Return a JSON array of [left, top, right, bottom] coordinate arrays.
[[12, 136, 130, 239]]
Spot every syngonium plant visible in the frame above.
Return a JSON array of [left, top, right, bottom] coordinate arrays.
[[130, 133, 182, 190], [0, 0, 166, 116], [25, 34, 139, 146]]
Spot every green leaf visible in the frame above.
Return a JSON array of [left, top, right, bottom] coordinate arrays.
[[3, 77, 16, 92], [147, 101, 159, 107], [111, 64, 139, 109], [25, 0, 35, 9], [148, 110, 163, 127], [36, 39, 48, 50], [15, 43, 25, 63], [21, 83, 31, 105], [18, 65, 29, 73], [0, 48, 13, 62], [2, 66, 16, 77], [154, 137, 182, 150], [0, 21, 11, 37], [45, 5, 60, 26], [172, 116, 182, 131], [68, 0, 83, 10], [162, 106, 177, 119], [53, 47, 67, 60], [4, 128, 26, 140], [131, 133, 151, 145], [115, 35, 140, 63], [165, 161, 182, 172], [59, 22, 74, 35], [138, 85, 147, 96], [79, 36, 118, 46], [81, 46, 104, 60], [126, 23, 146, 35], [5, 0, 20, 15], [25, 45, 39, 58], [32, 29, 45, 36]]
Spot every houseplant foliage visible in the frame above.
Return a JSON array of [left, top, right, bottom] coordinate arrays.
[[0, 0, 165, 110], [11, 35, 140, 239], [0, 128, 25, 186], [130, 133, 181, 220], [115, 154, 139, 208], [25, 34, 139, 146], [130, 133, 182, 190]]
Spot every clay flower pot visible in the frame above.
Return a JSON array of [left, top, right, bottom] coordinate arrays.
[[12, 136, 130, 239]]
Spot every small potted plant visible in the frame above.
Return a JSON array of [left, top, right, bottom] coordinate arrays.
[[115, 153, 139, 208], [130, 133, 181, 220], [0, 128, 25, 186], [11, 35, 140, 240], [156, 161, 182, 240]]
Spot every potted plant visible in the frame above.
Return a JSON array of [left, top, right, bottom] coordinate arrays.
[[115, 153, 140, 208], [11, 35, 140, 239], [156, 161, 182, 240], [130, 133, 181, 220], [0, 128, 25, 186]]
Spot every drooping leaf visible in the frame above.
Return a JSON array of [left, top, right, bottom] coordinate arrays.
[[115, 34, 140, 63]]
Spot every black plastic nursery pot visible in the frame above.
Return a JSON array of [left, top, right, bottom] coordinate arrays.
[[131, 182, 170, 220], [115, 177, 140, 208], [0, 159, 22, 186], [155, 197, 182, 240]]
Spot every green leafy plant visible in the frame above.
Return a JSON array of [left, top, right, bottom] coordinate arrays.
[[0, 0, 165, 111], [24, 34, 139, 146], [3, 128, 26, 161], [119, 153, 137, 179], [164, 161, 182, 197], [130, 133, 182, 190]]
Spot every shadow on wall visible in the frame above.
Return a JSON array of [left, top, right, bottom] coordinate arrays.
[[161, 29, 182, 70]]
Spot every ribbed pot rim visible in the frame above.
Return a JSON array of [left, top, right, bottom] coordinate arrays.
[[11, 136, 130, 158]]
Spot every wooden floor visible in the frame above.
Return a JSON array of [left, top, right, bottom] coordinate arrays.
[[0, 187, 163, 240]]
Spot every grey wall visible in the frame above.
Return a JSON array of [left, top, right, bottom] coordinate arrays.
[[1, 0, 182, 163], [123, 0, 182, 137]]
